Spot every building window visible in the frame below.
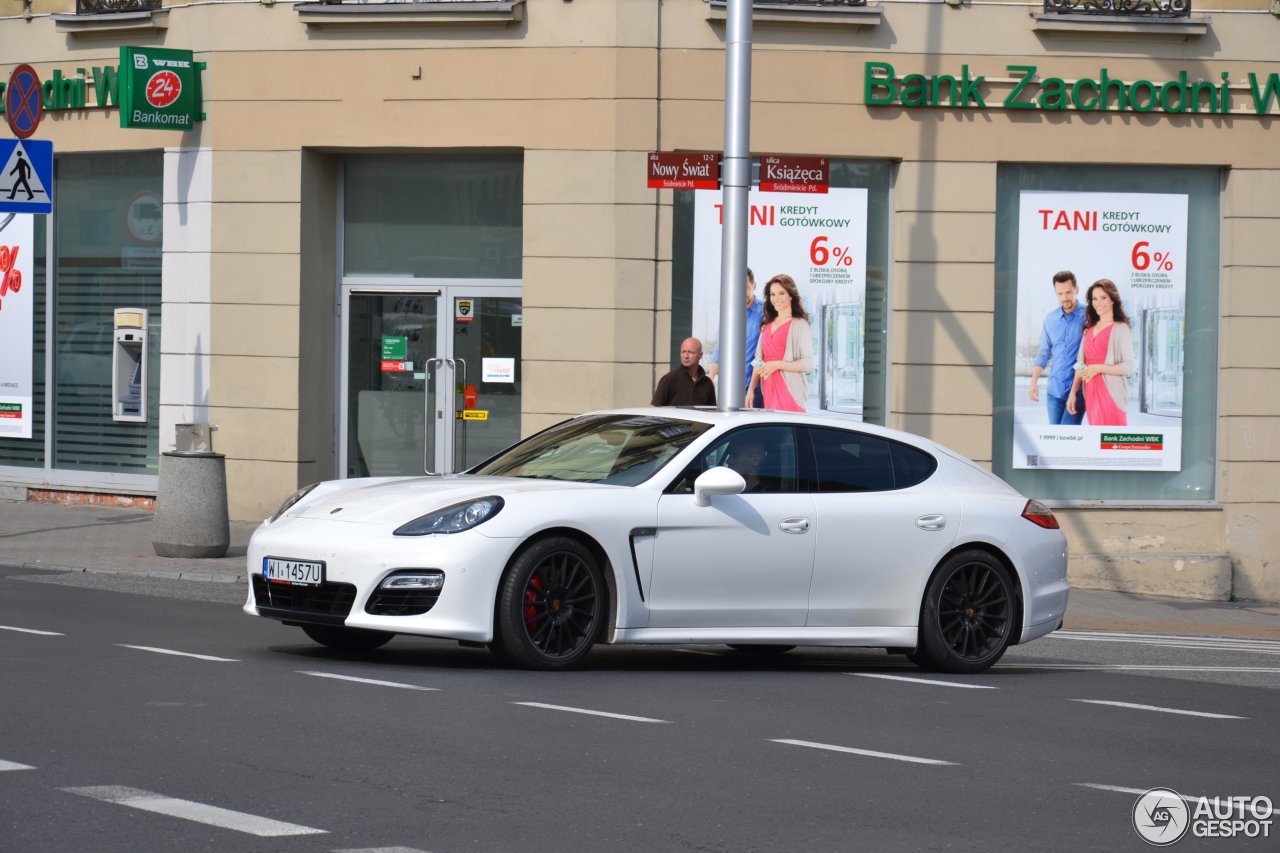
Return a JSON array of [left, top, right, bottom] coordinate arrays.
[[343, 155, 523, 280], [993, 164, 1221, 502], [0, 153, 163, 479]]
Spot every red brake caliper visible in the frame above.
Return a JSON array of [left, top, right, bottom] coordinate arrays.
[[524, 574, 543, 632]]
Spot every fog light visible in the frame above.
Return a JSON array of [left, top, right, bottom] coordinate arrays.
[[380, 571, 445, 590]]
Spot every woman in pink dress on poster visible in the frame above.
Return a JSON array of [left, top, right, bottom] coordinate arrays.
[[1066, 279, 1134, 427], [746, 274, 814, 412]]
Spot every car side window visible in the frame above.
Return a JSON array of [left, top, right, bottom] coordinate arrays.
[[808, 426, 896, 492], [667, 425, 800, 494], [890, 441, 938, 488]]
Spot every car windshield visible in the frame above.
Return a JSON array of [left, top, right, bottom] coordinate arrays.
[[471, 414, 712, 486]]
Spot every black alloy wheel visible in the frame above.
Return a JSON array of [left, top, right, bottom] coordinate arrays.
[[492, 536, 604, 670], [301, 623, 394, 653], [911, 550, 1014, 674]]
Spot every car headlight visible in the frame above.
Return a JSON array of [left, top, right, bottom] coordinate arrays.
[[394, 496, 504, 536], [268, 483, 319, 523]]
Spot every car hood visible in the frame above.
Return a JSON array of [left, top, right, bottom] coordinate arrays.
[[292, 475, 617, 525]]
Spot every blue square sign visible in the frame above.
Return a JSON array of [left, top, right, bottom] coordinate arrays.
[[0, 139, 54, 215]]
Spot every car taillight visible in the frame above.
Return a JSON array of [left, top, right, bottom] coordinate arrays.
[[1021, 499, 1059, 529]]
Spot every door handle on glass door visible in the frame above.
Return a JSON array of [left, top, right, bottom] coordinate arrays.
[[778, 517, 810, 534]]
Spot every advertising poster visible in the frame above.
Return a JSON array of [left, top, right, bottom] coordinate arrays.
[[0, 213, 34, 439], [1013, 191, 1188, 472], [693, 187, 868, 415]]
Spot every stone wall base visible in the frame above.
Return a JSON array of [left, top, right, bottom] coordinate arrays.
[[20, 487, 156, 512], [1069, 554, 1233, 601]]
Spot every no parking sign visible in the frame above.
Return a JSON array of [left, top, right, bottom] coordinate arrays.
[[4, 65, 44, 140]]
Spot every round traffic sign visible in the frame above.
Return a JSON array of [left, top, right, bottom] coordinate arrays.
[[5, 64, 44, 140]]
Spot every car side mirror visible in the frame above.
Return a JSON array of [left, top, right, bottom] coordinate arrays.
[[693, 466, 746, 507]]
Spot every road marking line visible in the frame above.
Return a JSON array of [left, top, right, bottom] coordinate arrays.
[[1072, 699, 1246, 719], [335, 848, 433, 853], [996, 664, 1280, 673], [61, 786, 326, 837], [117, 645, 238, 662], [514, 702, 668, 724], [771, 738, 957, 766], [0, 625, 63, 636], [297, 671, 437, 691], [672, 648, 724, 657], [848, 673, 997, 689], [1076, 784, 1278, 817], [0, 760, 35, 771], [1056, 630, 1280, 651]]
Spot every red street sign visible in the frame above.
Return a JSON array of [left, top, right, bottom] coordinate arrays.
[[759, 155, 828, 194], [5, 65, 44, 140], [648, 152, 720, 190]]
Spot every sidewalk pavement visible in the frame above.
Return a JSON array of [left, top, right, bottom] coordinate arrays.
[[3, 499, 1279, 641]]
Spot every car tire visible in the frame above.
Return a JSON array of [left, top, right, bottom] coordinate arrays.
[[911, 550, 1015, 674], [726, 644, 796, 655], [492, 536, 604, 671], [301, 624, 394, 653]]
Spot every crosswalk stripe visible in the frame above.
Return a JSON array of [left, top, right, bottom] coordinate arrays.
[[514, 702, 668, 723], [1072, 699, 1246, 719], [772, 738, 957, 766], [298, 671, 437, 691], [849, 672, 997, 689], [0, 625, 64, 636], [62, 786, 326, 837], [117, 645, 238, 662]]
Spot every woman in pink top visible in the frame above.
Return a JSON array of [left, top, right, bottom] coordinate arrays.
[[746, 274, 814, 412], [1067, 279, 1134, 427]]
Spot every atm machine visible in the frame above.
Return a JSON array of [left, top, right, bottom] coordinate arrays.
[[112, 307, 147, 423]]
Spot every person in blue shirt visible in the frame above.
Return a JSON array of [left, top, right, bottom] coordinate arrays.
[[706, 267, 765, 408], [1028, 270, 1086, 425]]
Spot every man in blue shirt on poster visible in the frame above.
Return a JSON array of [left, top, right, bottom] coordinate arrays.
[[1028, 270, 1086, 425], [707, 267, 765, 408]]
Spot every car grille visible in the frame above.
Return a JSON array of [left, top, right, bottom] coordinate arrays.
[[251, 576, 356, 624], [365, 587, 441, 617]]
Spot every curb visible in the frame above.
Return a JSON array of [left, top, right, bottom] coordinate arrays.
[[0, 560, 244, 584]]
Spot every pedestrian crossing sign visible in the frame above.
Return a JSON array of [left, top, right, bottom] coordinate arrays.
[[0, 139, 54, 215]]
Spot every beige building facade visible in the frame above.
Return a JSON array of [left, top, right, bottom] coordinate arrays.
[[1, 0, 1277, 600]]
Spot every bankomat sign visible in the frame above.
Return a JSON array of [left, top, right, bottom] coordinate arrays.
[[118, 47, 202, 130], [0, 47, 204, 130]]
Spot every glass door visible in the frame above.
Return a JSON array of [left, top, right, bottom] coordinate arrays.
[[340, 284, 521, 478]]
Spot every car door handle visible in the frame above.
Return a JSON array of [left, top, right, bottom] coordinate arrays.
[[916, 514, 947, 531], [778, 517, 810, 534]]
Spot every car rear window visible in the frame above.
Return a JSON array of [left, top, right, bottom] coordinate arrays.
[[808, 426, 937, 492]]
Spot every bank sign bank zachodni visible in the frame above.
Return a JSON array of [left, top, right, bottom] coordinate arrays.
[[866, 62, 1280, 116]]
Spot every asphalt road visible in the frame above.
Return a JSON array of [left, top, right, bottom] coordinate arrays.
[[2, 566, 1277, 853]]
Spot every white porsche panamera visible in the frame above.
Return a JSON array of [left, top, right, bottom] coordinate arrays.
[[244, 408, 1068, 673]]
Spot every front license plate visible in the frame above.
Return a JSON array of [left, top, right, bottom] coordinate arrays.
[[264, 557, 325, 586]]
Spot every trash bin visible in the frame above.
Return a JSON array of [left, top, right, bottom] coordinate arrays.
[[152, 424, 230, 559]]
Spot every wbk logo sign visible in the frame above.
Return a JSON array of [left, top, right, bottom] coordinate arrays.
[[118, 46, 199, 131]]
